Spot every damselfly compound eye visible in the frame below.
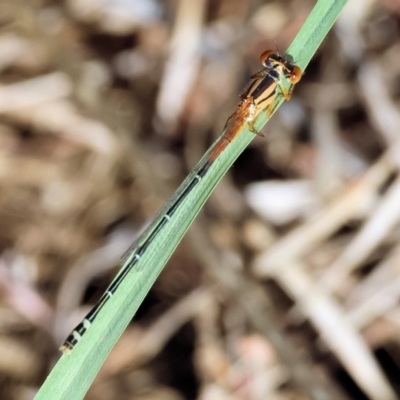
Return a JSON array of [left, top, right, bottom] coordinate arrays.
[[289, 65, 302, 84], [259, 50, 276, 67]]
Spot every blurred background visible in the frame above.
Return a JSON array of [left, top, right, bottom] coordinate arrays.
[[1, 0, 400, 399]]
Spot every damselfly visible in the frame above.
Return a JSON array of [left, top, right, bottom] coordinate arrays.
[[60, 50, 302, 353]]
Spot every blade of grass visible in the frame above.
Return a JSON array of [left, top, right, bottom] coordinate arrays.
[[34, 1, 347, 399]]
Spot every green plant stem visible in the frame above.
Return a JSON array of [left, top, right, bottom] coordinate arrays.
[[34, 1, 347, 399]]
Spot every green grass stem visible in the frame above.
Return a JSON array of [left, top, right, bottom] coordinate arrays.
[[34, 1, 347, 399]]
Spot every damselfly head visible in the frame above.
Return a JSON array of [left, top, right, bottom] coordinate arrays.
[[259, 50, 302, 83]]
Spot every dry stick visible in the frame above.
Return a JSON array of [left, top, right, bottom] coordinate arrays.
[[194, 289, 233, 391], [188, 221, 346, 400], [346, 243, 400, 329], [359, 60, 400, 148], [320, 174, 400, 293], [318, 59, 400, 292], [257, 257, 395, 400], [254, 151, 396, 273], [253, 153, 398, 400], [156, 0, 207, 132]]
